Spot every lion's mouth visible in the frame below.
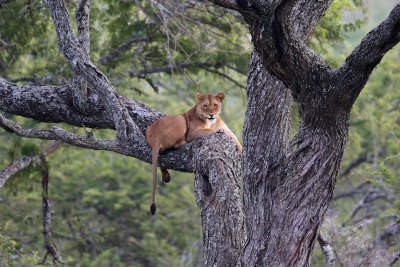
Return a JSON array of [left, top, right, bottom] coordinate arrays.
[[207, 116, 215, 120]]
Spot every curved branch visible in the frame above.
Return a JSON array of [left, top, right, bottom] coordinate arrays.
[[338, 4, 400, 106], [0, 156, 34, 188], [0, 142, 62, 189], [0, 39, 15, 48], [130, 61, 245, 88], [45, 0, 138, 141]]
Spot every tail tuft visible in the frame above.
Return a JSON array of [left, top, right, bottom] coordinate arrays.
[[150, 203, 156, 215]]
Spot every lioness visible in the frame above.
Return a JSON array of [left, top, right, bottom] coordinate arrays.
[[146, 92, 242, 215]]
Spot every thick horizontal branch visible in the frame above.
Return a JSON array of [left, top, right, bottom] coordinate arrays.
[[338, 4, 400, 105], [0, 77, 198, 172]]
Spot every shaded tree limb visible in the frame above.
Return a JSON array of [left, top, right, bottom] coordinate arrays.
[[100, 34, 149, 65], [0, 39, 15, 48], [129, 61, 221, 77], [317, 233, 336, 267], [333, 181, 371, 201], [339, 154, 368, 178], [130, 61, 245, 88], [391, 252, 400, 266], [349, 188, 391, 222]]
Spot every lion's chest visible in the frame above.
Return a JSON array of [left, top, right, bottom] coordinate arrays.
[[206, 118, 217, 128]]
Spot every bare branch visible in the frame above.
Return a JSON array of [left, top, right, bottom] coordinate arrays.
[[0, 142, 62, 189], [0, 157, 35, 189], [338, 4, 400, 106], [144, 77, 160, 93], [0, 39, 15, 48], [203, 68, 245, 88], [100, 34, 149, 65], [317, 233, 336, 267], [333, 181, 371, 201], [349, 188, 390, 222], [0, 112, 122, 153], [339, 154, 368, 178], [130, 61, 245, 88]]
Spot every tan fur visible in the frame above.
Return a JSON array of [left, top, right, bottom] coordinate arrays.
[[145, 92, 242, 215]]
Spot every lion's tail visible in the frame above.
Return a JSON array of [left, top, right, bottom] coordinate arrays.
[[150, 134, 160, 215]]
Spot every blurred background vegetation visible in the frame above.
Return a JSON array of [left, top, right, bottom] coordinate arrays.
[[0, 0, 399, 266]]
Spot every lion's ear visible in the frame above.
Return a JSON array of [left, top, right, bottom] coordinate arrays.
[[196, 92, 204, 102], [216, 93, 225, 102]]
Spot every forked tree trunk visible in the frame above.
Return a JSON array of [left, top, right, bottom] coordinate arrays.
[[193, 1, 399, 265], [194, 52, 349, 266]]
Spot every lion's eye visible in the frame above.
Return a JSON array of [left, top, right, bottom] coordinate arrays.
[[213, 104, 217, 108], [203, 104, 207, 108]]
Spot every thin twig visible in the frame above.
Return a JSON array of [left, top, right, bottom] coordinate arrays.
[[40, 155, 62, 263]]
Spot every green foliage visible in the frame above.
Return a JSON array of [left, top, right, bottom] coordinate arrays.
[[0, 223, 42, 267]]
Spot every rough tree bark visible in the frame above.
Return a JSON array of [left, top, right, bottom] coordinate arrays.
[[0, 0, 400, 266]]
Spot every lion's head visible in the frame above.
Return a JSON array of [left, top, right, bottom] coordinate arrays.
[[195, 92, 225, 122]]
